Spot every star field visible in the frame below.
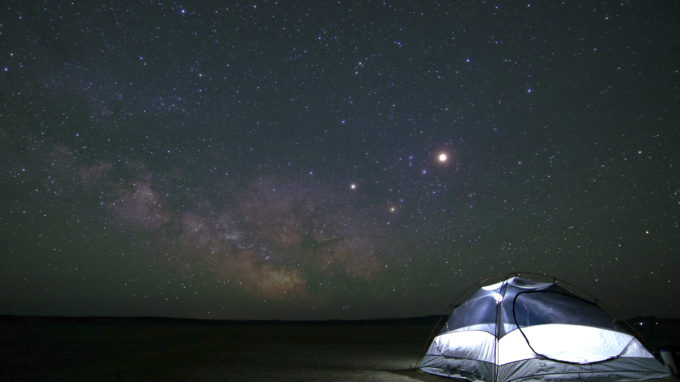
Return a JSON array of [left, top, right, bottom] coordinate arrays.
[[1, 1, 679, 320]]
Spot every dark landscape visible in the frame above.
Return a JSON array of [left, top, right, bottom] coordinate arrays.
[[1, 315, 678, 381], [0, 315, 438, 381]]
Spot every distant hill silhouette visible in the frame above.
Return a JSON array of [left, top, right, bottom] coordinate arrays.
[[0, 314, 444, 326]]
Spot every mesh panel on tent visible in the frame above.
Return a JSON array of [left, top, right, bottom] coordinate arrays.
[[443, 289, 500, 334], [514, 291, 619, 327]]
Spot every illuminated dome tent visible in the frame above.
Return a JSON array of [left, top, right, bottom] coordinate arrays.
[[418, 275, 670, 381]]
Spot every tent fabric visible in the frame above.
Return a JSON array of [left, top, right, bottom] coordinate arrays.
[[419, 276, 671, 381]]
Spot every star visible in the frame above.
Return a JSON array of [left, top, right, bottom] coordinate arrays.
[[1, 0, 675, 322]]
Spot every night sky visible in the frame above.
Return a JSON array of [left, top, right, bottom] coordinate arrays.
[[1, 1, 678, 320]]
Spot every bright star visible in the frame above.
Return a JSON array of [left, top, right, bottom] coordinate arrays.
[[350, 183, 357, 190]]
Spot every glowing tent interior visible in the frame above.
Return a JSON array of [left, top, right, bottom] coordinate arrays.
[[418, 275, 670, 381]]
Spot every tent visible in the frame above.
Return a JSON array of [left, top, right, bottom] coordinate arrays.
[[418, 275, 670, 381]]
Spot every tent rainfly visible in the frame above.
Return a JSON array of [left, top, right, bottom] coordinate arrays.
[[418, 275, 670, 381]]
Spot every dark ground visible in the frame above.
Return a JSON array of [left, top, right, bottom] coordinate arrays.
[[0, 315, 446, 381], [0, 316, 677, 381]]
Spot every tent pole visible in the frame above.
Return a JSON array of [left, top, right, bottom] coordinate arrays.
[[494, 278, 510, 382]]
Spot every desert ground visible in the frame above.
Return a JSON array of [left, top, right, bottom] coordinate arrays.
[[1, 316, 677, 381]]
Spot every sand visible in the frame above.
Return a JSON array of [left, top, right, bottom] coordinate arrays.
[[1, 316, 676, 381], [0, 317, 444, 381]]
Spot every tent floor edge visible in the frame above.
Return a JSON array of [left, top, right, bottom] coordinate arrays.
[[419, 355, 494, 382], [496, 357, 672, 382]]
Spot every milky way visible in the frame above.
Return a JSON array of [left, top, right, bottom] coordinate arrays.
[[1, 1, 678, 319]]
